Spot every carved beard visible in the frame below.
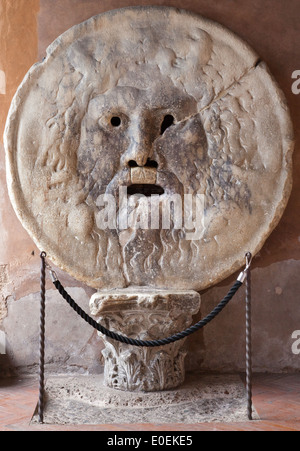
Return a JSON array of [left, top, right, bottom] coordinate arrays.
[[108, 183, 204, 286]]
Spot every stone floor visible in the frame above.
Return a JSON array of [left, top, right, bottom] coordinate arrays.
[[30, 373, 259, 425], [0, 372, 300, 431]]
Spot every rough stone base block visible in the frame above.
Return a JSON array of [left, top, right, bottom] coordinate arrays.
[[31, 373, 259, 424], [89, 288, 201, 391]]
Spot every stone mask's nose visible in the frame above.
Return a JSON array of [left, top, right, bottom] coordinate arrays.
[[123, 115, 153, 167], [121, 114, 159, 185]]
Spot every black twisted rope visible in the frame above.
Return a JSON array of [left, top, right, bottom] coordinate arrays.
[[52, 278, 243, 347], [38, 252, 46, 424]]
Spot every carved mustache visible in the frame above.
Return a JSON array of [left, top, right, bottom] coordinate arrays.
[[102, 165, 184, 202]]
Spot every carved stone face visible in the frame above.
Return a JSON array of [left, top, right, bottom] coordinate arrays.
[[4, 7, 294, 290], [78, 82, 203, 201]]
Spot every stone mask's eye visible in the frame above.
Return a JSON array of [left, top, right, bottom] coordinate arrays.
[[160, 114, 174, 135], [98, 114, 127, 130], [110, 116, 121, 127]]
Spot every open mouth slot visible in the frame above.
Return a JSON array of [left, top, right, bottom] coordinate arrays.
[[127, 184, 165, 197]]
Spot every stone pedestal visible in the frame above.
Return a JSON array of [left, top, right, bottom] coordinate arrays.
[[89, 288, 201, 392]]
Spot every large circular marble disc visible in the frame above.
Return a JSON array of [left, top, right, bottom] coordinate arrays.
[[4, 6, 294, 290]]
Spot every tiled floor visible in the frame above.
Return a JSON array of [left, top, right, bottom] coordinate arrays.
[[0, 373, 299, 431]]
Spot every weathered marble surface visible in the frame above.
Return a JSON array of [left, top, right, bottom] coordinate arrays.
[[90, 288, 201, 391], [4, 6, 294, 290], [31, 373, 259, 424]]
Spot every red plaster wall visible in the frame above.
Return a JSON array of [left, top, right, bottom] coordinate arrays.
[[0, 0, 299, 375]]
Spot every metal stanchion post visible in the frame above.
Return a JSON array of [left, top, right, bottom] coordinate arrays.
[[245, 252, 253, 420], [38, 252, 46, 424]]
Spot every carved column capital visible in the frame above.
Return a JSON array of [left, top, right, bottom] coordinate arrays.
[[90, 288, 201, 391]]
